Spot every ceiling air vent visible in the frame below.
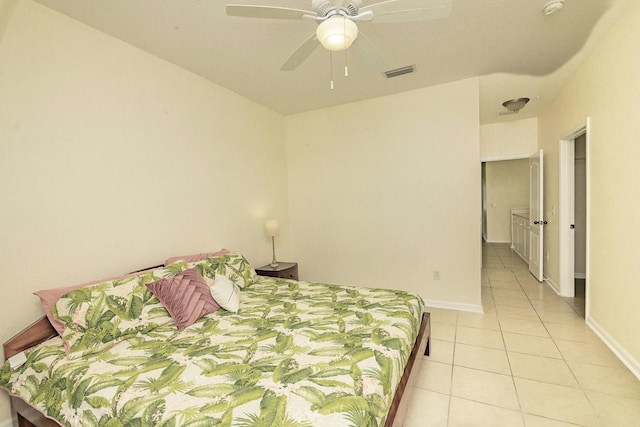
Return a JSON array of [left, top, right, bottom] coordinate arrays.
[[384, 65, 415, 79]]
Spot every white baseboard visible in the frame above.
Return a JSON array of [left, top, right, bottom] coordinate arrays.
[[485, 240, 512, 244], [424, 299, 484, 314], [544, 276, 560, 294], [587, 316, 640, 381]]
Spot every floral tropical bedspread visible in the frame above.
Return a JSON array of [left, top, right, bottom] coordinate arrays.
[[1, 277, 424, 427]]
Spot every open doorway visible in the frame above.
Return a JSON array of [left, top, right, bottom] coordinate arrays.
[[482, 158, 529, 245], [559, 120, 589, 318], [572, 134, 587, 317]]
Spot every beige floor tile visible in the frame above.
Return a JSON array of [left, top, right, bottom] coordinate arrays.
[[482, 304, 496, 315], [451, 366, 520, 410], [433, 246, 638, 425], [499, 318, 550, 338], [568, 361, 640, 399], [508, 352, 578, 387], [456, 325, 505, 350], [431, 322, 456, 342], [545, 322, 602, 343], [495, 305, 541, 321], [486, 269, 517, 282], [503, 257, 528, 267], [404, 388, 449, 427], [415, 360, 453, 394], [492, 288, 528, 299], [426, 307, 458, 325], [562, 298, 585, 318], [456, 311, 501, 331], [448, 397, 524, 427], [454, 343, 511, 375], [503, 333, 562, 359], [484, 262, 505, 268], [584, 390, 640, 427], [530, 299, 576, 313], [555, 339, 623, 368], [493, 295, 534, 308], [523, 287, 562, 301], [515, 378, 596, 425], [482, 296, 495, 307], [513, 272, 545, 287], [536, 310, 583, 324], [489, 280, 522, 290], [425, 339, 454, 364], [522, 414, 583, 427], [519, 282, 546, 293]]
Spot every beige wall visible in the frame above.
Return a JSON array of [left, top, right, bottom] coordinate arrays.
[[480, 118, 538, 161], [538, 0, 640, 375], [0, 2, 290, 420], [0, 0, 17, 41], [285, 79, 482, 311], [485, 159, 529, 243]]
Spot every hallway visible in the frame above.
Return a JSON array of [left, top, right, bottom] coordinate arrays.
[[403, 242, 640, 426]]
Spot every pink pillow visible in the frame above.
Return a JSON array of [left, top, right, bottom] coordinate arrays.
[[164, 249, 230, 266], [34, 271, 146, 336], [146, 268, 220, 329]]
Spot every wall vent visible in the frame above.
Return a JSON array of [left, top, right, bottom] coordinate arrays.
[[384, 65, 415, 79]]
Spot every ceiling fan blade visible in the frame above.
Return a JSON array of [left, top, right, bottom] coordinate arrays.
[[226, 5, 314, 20], [281, 34, 321, 71], [350, 32, 386, 72], [360, 0, 452, 23]]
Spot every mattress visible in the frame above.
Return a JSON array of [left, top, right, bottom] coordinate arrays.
[[1, 274, 424, 427]]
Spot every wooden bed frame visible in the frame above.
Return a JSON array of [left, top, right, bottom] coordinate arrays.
[[4, 312, 430, 427]]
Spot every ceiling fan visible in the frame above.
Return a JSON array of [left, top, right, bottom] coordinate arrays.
[[226, 0, 453, 72]]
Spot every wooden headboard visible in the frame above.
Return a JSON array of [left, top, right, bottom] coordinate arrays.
[[3, 316, 57, 361], [3, 263, 168, 362]]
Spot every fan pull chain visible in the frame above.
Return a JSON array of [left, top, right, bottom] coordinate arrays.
[[343, 16, 349, 77], [330, 51, 334, 90]]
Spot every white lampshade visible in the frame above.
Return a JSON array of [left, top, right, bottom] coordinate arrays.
[[316, 16, 358, 52], [265, 220, 279, 237]]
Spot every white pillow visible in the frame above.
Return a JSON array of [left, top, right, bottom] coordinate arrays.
[[210, 275, 240, 313]]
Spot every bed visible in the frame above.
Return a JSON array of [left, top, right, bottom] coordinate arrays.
[[1, 252, 430, 427]]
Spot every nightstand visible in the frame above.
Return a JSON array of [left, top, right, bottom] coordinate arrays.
[[255, 262, 298, 281]]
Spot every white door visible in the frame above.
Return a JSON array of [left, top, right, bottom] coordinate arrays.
[[529, 150, 545, 281]]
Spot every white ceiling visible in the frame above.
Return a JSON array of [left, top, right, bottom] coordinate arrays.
[[33, 0, 630, 124]]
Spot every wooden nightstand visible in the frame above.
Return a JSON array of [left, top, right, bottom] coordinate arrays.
[[255, 262, 298, 281]]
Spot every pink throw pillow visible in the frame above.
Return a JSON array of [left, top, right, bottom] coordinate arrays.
[[164, 249, 230, 266], [146, 268, 220, 329]]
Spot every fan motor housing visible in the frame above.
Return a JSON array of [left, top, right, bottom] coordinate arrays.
[[312, 0, 362, 17]]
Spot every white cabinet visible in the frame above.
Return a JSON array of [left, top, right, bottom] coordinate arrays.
[[511, 209, 530, 262]]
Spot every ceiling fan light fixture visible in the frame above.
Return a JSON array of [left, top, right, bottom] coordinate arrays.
[[543, 0, 564, 15], [316, 16, 358, 51]]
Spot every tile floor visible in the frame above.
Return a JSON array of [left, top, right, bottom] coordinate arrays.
[[403, 242, 640, 426]]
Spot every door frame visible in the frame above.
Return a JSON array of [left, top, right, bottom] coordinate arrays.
[[528, 149, 544, 281], [559, 118, 590, 300]]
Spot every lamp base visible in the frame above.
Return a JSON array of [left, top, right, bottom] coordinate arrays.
[[270, 236, 278, 268]]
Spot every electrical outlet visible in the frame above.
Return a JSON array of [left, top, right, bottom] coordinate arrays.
[[433, 270, 441, 280]]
